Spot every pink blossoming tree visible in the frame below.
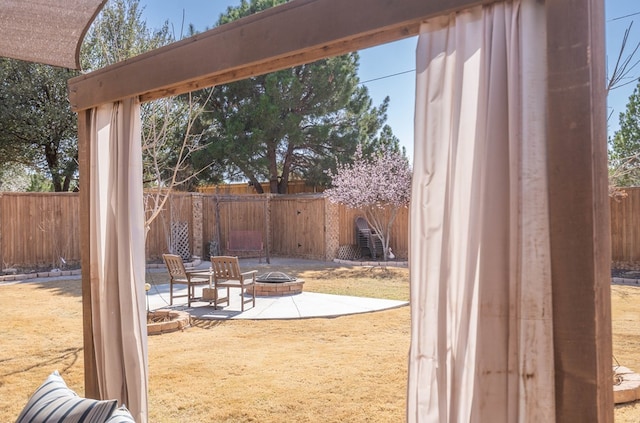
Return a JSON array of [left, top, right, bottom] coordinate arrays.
[[326, 145, 412, 261]]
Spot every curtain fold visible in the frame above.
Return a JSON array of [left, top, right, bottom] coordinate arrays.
[[408, 1, 554, 422], [89, 98, 148, 422]]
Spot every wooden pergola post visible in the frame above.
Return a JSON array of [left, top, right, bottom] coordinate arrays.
[[77, 109, 100, 398], [546, 0, 612, 420]]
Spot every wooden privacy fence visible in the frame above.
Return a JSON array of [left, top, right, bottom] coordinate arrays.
[[0, 192, 409, 270], [611, 187, 640, 262], [145, 192, 195, 260], [0, 192, 81, 270], [153, 193, 409, 262], [338, 205, 409, 259], [6, 189, 640, 268]]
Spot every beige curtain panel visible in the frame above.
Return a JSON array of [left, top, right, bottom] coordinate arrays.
[[89, 98, 149, 422], [408, 1, 555, 421]]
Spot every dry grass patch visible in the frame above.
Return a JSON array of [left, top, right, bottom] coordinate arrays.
[[149, 309, 408, 422], [612, 284, 640, 422], [2, 266, 639, 422], [0, 280, 86, 420]]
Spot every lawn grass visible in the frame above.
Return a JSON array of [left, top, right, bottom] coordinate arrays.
[[1, 264, 639, 422]]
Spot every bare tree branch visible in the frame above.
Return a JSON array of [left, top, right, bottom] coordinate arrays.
[[142, 90, 216, 238], [607, 22, 640, 94]]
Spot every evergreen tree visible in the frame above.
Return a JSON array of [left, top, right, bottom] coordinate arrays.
[[192, 0, 400, 193]]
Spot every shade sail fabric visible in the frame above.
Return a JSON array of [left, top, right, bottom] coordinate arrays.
[[408, 1, 555, 422], [0, 0, 106, 69], [89, 98, 148, 422]]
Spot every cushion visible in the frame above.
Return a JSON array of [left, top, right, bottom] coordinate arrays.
[[105, 405, 136, 422], [15, 370, 117, 423]]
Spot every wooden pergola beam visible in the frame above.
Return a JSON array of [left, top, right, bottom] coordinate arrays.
[[68, 0, 495, 111]]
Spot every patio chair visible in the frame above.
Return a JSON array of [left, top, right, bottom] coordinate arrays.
[[355, 216, 382, 259], [210, 256, 257, 312], [162, 254, 210, 307]]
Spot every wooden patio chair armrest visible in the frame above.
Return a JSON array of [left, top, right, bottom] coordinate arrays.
[[241, 270, 258, 279]]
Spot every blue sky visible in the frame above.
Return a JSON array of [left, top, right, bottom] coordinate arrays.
[[606, 0, 640, 137], [139, 0, 640, 159]]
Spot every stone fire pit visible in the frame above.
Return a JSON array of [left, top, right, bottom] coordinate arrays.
[[252, 272, 304, 296]]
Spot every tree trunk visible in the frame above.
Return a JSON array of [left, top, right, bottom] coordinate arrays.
[[45, 142, 63, 191], [62, 174, 72, 192], [278, 142, 295, 194], [249, 177, 264, 194], [277, 173, 288, 194], [267, 140, 279, 193]]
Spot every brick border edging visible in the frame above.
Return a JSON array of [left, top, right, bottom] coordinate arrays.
[[0, 268, 83, 282], [0, 258, 203, 283], [146, 309, 191, 335]]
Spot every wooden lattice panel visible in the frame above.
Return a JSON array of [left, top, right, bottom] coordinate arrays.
[[336, 244, 361, 261], [171, 221, 190, 261]]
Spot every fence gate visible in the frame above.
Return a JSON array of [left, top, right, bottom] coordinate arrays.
[[270, 195, 325, 259]]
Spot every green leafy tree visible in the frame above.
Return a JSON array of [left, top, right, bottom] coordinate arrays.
[[0, 164, 34, 192], [0, 0, 172, 193], [81, 0, 171, 70], [0, 59, 79, 191], [192, 0, 400, 194]]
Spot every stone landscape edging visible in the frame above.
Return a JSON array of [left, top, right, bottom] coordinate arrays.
[[0, 258, 203, 283]]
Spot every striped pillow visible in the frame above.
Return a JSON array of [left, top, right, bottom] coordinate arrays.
[[15, 371, 117, 423], [105, 405, 135, 422]]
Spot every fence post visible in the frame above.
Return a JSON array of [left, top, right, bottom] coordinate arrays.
[[264, 194, 271, 264], [191, 193, 203, 260], [324, 196, 340, 261]]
